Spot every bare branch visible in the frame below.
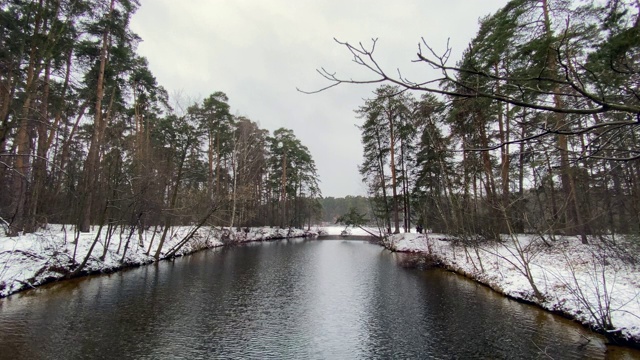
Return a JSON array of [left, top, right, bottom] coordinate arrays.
[[301, 37, 640, 116]]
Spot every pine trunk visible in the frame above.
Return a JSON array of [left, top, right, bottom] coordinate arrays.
[[389, 116, 400, 234], [80, 0, 115, 232]]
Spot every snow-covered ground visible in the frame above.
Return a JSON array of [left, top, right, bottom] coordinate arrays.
[[316, 225, 384, 237], [385, 232, 640, 345], [0, 225, 312, 298]]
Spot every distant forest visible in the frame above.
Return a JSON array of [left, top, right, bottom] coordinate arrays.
[[317, 196, 372, 225]]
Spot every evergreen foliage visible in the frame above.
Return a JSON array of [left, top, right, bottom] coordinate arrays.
[[0, 1, 321, 236], [347, 0, 640, 239]]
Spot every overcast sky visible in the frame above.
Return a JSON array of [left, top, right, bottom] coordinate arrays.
[[129, 0, 509, 198]]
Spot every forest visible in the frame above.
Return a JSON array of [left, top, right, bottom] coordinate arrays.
[[340, 0, 640, 243], [0, 0, 322, 237], [316, 196, 371, 224], [2, 0, 640, 245]]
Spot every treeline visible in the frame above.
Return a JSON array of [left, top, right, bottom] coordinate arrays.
[[317, 195, 372, 224], [353, 0, 640, 241], [0, 0, 321, 236]]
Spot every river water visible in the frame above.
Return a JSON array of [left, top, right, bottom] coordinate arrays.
[[0, 238, 638, 359]]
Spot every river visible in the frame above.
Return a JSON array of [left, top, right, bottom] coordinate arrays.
[[0, 238, 638, 359]]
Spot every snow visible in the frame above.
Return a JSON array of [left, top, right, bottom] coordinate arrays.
[[0, 225, 312, 298], [315, 225, 383, 237], [384, 232, 640, 344]]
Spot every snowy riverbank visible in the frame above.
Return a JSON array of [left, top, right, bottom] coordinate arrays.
[[0, 225, 314, 298], [3, 224, 639, 347], [383, 232, 640, 346]]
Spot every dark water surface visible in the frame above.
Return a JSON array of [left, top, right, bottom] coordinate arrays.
[[1, 239, 638, 359]]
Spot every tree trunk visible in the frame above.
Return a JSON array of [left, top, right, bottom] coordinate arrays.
[[208, 130, 214, 200], [26, 61, 53, 232], [389, 114, 400, 234], [496, 64, 511, 233], [229, 145, 238, 228], [517, 114, 526, 233], [281, 151, 287, 227], [9, 0, 46, 235], [215, 132, 221, 197], [374, 125, 391, 233], [400, 136, 410, 232], [154, 146, 188, 260], [80, 0, 115, 232], [542, 0, 587, 243]]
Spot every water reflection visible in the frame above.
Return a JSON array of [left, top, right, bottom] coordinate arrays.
[[0, 239, 638, 359]]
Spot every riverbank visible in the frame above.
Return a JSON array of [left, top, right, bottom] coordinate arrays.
[[4, 225, 639, 348], [382, 232, 640, 347], [0, 225, 315, 298]]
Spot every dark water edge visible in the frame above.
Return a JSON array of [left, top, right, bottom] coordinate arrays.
[[389, 249, 640, 351], [1, 233, 314, 299]]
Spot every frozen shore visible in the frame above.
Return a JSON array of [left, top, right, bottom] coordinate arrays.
[[0, 225, 314, 298], [383, 232, 640, 347]]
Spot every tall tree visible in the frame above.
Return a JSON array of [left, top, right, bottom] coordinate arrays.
[[78, 0, 140, 232], [412, 94, 453, 233], [267, 128, 321, 228], [190, 92, 233, 201], [357, 85, 414, 233], [228, 116, 267, 227]]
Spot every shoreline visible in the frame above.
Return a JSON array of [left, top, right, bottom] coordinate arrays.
[[0, 226, 316, 299], [3, 227, 639, 350], [440, 260, 640, 349], [380, 232, 640, 350]]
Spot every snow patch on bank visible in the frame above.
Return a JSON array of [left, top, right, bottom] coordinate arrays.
[[0, 225, 310, 298]]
